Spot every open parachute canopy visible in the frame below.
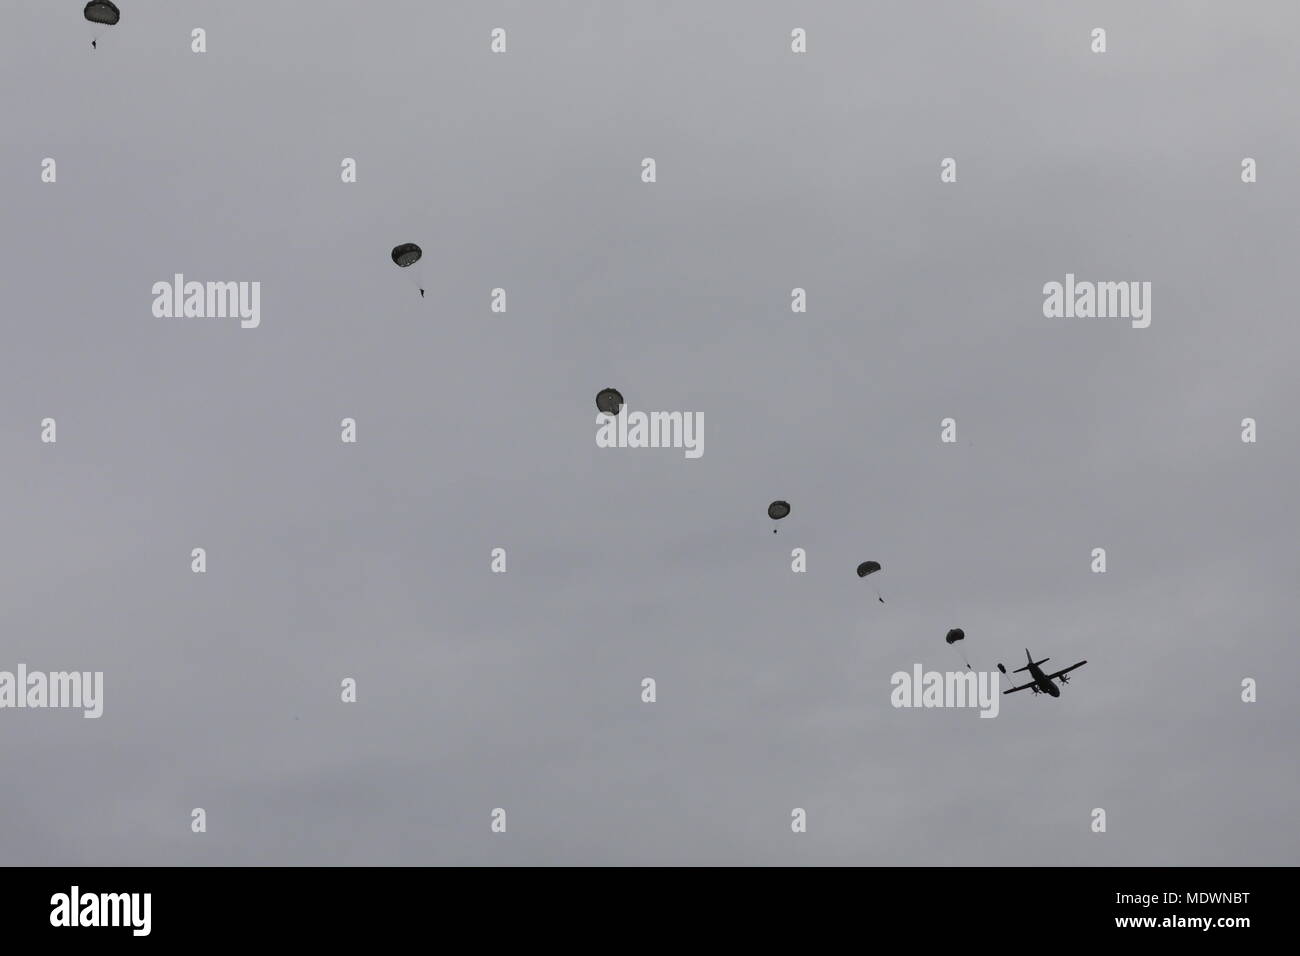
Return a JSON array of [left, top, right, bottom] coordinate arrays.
[[856, 561, 881, 578], [84, 1, 121, 25], [390, 243, 422, 268], [767, 500, 790, 521], [945, 628, 965, 645], [596, 388, 624, 416]]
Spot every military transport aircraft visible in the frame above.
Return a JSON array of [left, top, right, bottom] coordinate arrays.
[[1000, 648, 1087, 697]]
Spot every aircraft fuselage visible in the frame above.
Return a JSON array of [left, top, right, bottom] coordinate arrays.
[[1026, 663, 1061, 697]]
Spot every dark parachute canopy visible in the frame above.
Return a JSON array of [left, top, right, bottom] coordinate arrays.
[[767, 500, 790, 533], [595, 388, 624, 416], [84, 1, 121, 25], [391, 243, 422, 268]]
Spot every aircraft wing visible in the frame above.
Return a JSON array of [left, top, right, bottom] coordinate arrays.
[[1044, 660, 1087, 681], [1002, 682, 1038, 695]]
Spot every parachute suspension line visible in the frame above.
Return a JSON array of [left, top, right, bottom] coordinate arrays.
[[390, 243, 425, 296], [855, 561, 882, 601], [944, 629, 969, 670], [398, 262, 424, 289], [767, 501, 790, 535]]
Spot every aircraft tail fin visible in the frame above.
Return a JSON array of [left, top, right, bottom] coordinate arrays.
[[1013, 648, 1049, 673]]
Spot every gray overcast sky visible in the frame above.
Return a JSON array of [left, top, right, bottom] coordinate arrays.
[[1, 0, 1297, 865]]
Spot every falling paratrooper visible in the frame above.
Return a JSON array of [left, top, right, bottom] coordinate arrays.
[[856, 561, 884, 603], [767, 500, 790, 534], [84, 1, 120, 50]]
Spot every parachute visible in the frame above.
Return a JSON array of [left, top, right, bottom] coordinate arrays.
[[596, 388, 624, 416], [390, 243, 425, 296], [84, 1, 120, 48], [84, 1, 120, 25], [767, 500, 790, 533], [856, 561, 884, 603], [391, 243, 422, 267], [946, 628, 971, 669]]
